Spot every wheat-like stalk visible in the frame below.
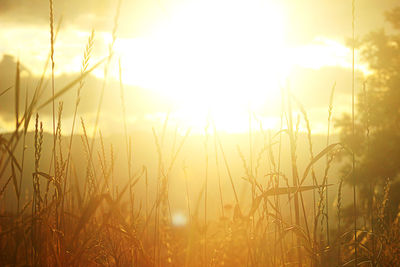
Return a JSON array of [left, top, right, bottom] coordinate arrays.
[[351, 0, 358, 264], [49, 0, 57, 185], [90, 0, 122, 154]]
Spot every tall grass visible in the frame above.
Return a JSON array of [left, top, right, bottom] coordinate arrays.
[[1, 0, 400, 266], [351, 1, 358, 265]]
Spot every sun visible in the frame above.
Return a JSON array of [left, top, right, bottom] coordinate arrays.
[[117, 0, 289, 133]]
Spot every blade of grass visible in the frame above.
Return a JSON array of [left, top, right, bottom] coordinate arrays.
[[0, 86, 12, 98], [37, 56, 107, 110], [352, 1, 358, 265], [15, 59, 20, 131]]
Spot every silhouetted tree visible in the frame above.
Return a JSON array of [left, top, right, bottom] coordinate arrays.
[[337, 6, 400, 217]]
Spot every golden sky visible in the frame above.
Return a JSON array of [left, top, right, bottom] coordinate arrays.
[[0, 0, 398, 134]]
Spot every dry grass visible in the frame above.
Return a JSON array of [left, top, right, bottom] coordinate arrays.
[[1, 1, 400, 267]]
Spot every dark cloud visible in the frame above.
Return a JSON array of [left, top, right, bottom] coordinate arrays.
[[0, 0, 112, 25], [0, 1, 399, 41], [0, 54, 170, 125], [0, 0, 164, 37]]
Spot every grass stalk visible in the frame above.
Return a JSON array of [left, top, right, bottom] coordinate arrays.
[[49, 0, 57, 184], [204, 120, 209, 267], [352, 0, 358, 265], [286, 86, 302, 267], [212, 121, 225, 218], [118, 59, 132, 183], [89, 0, 121, 156], [337, 178, 343, 266], [325, 82, 336, 247]]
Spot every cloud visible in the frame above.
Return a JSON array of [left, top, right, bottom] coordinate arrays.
[[0, 55, 170, 128], [0, 0, 113, 25], [0, 0, 399, 42], [0, 55, 361, 120], [288, 65, 365, 109], [283, 0, 399, 45], [0, 0, 164, 38], [0, 55, 372, 136]]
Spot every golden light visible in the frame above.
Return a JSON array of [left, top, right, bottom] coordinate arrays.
[[171, 212, 188, 227], [116, 0, 289, 132]]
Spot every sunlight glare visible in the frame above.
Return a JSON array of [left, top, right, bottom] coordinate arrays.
[[117, 0, 288, 132], [172, 212, 188, 227]]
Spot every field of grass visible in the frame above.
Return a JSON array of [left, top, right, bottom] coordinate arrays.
[[1, 0, 400, 266]]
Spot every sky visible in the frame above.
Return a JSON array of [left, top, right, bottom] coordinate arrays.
[[0, 0, 399, 135]]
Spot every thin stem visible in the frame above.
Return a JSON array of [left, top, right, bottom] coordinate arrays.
[[352, 0, 357, 265]]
